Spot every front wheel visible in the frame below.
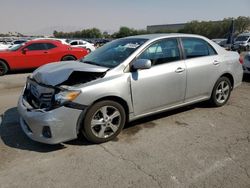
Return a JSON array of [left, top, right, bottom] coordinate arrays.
[[82, 100, 126, 143], [0, 60, 8, 76], [209, 77, 232, 107], [61, 55, 76, 61]]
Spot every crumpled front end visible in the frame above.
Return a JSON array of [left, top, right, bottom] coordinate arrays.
[[17, 77, 85, 144]]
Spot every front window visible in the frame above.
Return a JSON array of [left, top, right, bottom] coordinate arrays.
[[138, 38, 181, 66], [80, 38, 148, 68], [25, 43, 47, 51]]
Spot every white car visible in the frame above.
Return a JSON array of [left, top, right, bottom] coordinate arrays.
[[69, 40, 95, 52], [243, 52, 250, 74], [233, 33, 250, 51], [0, 43, 10, 50], [8, 39, 28, 49]]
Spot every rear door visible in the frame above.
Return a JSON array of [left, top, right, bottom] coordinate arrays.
[[130, 38, 187, 115], [180, 37, 220, 102]]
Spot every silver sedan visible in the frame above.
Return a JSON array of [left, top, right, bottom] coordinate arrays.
[[18, 34, 243, 144]]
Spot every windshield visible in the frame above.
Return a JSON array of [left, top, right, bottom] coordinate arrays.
[[8, 43, 24, 51], [80, 38, 148, 68], [235, 36, 249, 42]]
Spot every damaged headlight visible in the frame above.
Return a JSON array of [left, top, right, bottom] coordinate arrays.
[[54, 90, 81, 104]]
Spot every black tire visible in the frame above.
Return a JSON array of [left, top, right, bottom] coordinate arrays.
[[82, 100, 126, 143], [209, 77, 232, 107], [86, 48, 91, 53], [61, 55, 76, 61], [0, 60, 8, 76]]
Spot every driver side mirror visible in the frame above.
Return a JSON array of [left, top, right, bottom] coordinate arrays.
[[132, 59, 151, 70], [22, 48, 28, 54]]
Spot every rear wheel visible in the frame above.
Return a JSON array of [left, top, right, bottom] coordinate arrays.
[[0, 60, 8, 76], [61, 55, 76, 61], [209, 77, 232, 107], [82, 100, 126, 143]]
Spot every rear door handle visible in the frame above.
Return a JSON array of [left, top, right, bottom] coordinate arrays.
[[213, 60, 220, 65], [175, 67, 185, 73], [44, 51, 48, 54]]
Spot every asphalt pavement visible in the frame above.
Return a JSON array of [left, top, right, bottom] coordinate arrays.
[[0, 73, 250, 188]]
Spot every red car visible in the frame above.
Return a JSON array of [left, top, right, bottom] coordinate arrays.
[[0, 39, 88, 76]]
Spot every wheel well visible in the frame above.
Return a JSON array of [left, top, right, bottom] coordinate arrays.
[[94, 96, 129, 123], [76, 96, 130, 134], [61, 55, 76, 61], [221, 73, 234, 89], [0, 59, 10, 70]]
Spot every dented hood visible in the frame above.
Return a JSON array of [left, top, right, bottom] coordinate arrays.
[[32, 61, 109, 86]]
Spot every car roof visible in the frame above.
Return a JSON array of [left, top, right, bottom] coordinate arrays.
[[125, 33, 208, 40], [28, 39, 62, 44]]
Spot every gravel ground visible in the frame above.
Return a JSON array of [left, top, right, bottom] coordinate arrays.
[[0, 73, 250, 188]]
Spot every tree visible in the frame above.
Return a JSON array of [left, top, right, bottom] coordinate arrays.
[[112, 27, 149, 38], [53, 28, 103, 38], [235, 16, 250, 33]]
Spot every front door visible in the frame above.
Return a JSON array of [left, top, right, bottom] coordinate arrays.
[[20, 43, 49, 68], [130, 38, 187, 116]]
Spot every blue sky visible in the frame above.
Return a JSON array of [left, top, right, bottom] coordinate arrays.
[[0, 0, 249, 35]]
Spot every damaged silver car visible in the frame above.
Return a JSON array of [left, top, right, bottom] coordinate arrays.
[[18, 34, 243, 144]]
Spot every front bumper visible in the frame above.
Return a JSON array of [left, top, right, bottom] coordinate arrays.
[[18, 96, 83, 144]]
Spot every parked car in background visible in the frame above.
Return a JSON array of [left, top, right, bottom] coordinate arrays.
[[18, 34, 243, 144], [69, 40, 95, 52], [8, 39, 28, 49], [243, 52, 250, 74], [212, 38, 231, 49], [93, 38, 112, 48], [212, 38, 227, 45], [0, 43, 10, 50], [0, 39, 88, 75], [233, 33, 250, 51]]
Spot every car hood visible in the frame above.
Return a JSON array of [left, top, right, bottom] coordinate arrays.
[[32, 61, 109, 86]]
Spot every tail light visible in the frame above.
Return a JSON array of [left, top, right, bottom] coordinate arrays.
[[239, 57, 243, 64]]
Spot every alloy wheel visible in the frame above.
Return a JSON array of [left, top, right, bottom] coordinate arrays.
[[215, 80, 230, 104], [90, 106, 121, 138]]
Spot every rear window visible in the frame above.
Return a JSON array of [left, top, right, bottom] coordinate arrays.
[[46, 43, 57, 49], [182, 38, 217, 59]]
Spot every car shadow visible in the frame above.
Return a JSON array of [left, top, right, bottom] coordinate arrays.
[[6, 69, 35, 75], [0, 102, 214, 150], [0, 107, 65, 153]]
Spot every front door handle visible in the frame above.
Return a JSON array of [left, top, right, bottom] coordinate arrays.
[[213, 60, 220, 65], [175, 67, 185, 73]]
